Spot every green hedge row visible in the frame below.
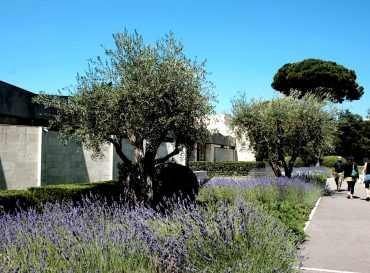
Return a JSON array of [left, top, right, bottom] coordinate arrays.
[[0, 181, 125, 214], [0, 190, 39, 213], [189, 161, 265, 177]]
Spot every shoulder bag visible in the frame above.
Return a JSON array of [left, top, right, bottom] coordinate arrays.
[[365, 163, 370, 182], [351, 164, 358, 177]]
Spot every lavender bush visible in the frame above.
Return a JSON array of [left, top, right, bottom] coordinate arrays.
[[161, 200, 299, 272], [0, 195, 299, 272], [0, 167, 326, 272], [197, 167, 327, 242], [198, 175, 323, 207]]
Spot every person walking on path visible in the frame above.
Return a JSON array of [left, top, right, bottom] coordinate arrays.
[[363, 159, 370, 201], [332, 156, 345, 191], [300, 177, 370, 272], [343, 156, 359, 199]]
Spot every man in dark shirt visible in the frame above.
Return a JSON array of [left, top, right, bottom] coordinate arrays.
[[333, 156, 345, 191]]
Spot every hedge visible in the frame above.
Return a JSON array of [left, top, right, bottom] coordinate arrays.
[[28, 180, 125, 204], [0, 190, 38, 213], [189, 161, 265, 177], [0, 181, 126, 214]]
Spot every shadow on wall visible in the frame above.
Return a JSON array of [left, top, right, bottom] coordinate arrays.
[[0, 157, 6, 189], [41, 131, 90, 185]]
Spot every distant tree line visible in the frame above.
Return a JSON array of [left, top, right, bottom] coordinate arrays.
[[229, 58, 367, 174], [271, 58, 368, 164], [334, 110, 370, 164]]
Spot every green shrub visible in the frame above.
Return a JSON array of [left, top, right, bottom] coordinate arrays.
[[28, 184, 91, 204], [265, 201, 310, 242], [310, 173, 330, 185], [284, 156, 304, 167], [28, 181, 125, 204], [322, 155, 346, 168], [0, 190, 38, 213], [189, 161, 265, 177], [1, 181, 127, 213]]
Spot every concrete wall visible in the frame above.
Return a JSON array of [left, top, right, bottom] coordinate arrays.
[[156, 142, 186, 166], [41, 130, 113, 185], [0, 125, 114, 189], [0, 125, 41, 189], [0, 123, 254, 190], [205, 144, 221, 162], [0, 125, 187, 189], [112, 138, 135, 180], [0, 80, 50, 126]]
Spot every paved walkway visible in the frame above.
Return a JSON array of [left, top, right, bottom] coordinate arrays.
[[299, 177, 370, 273]]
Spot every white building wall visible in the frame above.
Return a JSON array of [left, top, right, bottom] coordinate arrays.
[[235, 139, 255, 161], [207, 114, 255, 161]]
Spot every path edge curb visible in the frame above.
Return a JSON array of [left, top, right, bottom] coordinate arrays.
[[304, 197, 322, 232]]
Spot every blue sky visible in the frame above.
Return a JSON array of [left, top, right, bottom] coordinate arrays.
[[1, 0, 369, 118]]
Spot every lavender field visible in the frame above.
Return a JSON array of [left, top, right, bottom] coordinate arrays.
[[0, 167, 327, 272]]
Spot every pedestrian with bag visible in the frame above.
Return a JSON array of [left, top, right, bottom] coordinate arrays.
[[363, 159, 370, 201], [343, 156, 359, 199], [333, 156, 345, 191]]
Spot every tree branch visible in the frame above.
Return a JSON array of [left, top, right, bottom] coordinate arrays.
[[107, 137, 132, 166], [155, 140, 181, 165]]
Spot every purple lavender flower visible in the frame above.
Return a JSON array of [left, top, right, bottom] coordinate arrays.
[[0, 192, 299, 272], [204, 176, 318, 192]]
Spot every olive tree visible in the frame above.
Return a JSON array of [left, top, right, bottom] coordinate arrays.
[[228, 94, 337, 177], [34, 30, 215, 204], [272, 58, 364, 103]]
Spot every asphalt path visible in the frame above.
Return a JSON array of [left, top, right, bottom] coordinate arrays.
[[299, 177, 370, 273]]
